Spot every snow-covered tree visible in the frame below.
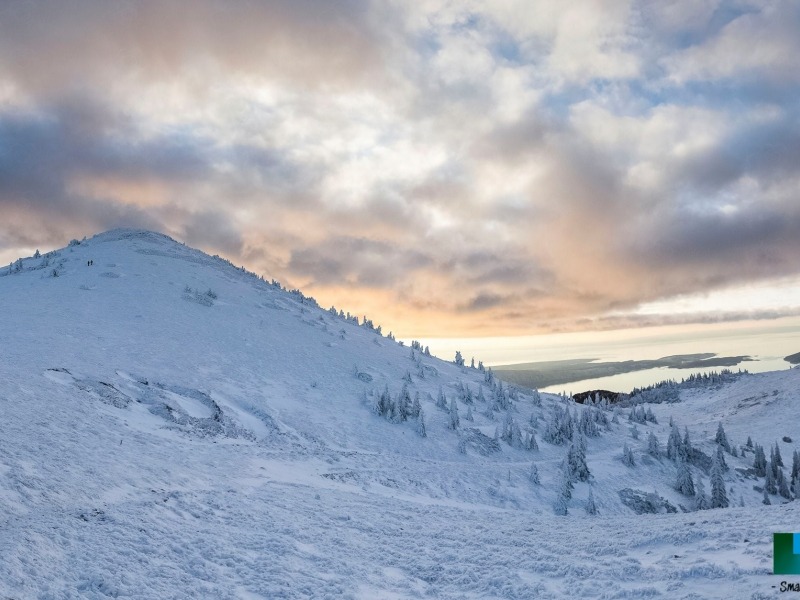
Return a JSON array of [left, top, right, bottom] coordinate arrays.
[[630, 424, 640, 440], [710, 450, 729, 508], [411, 393, 422, 419], [585, 489, 598, 515], [553, 492, 569, 516], [476, 386, 486, 404], [454, 351, 465, 367], [396, 384, 412, 422], [695, 478, 710, 510], [374, 385, 394, 419], [715, 422, 730, 453], [714, 445, 728, 472], [510, 422, 523, 449], [448, 397, 460, 430], [745, 436, 754, 450], [778, 469, 792, 499], [647, 431, 661, 458], [679, 427, 692, 462], [436, 386, 448, 411], [622, 444, 635, 467], [559, 458, 574, 499], [543, 405, 573, 446], [529, 462, 540, 485], [501, 412, 513, 443], [567, 436, 590, 482], [753, 444, 767, 477], [765, 465, 777, 495], [774, 442, 784, 468], [675, 459, 695, 496], [465, 405, 474, 422], [416, 409, 427, 438], [554, 462, 572, 515], [666, 425, 682, 461], [526, 431, 539, 452]]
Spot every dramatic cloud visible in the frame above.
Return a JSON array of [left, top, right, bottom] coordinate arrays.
[[1, 0, 799, 336]]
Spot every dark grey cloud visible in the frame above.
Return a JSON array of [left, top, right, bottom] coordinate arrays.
[[288, 237, 433, 288], [0, 0, 385, 97], [0, 95, 318, 256]]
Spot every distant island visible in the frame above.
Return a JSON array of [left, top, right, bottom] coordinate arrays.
[[493, 353, 752, 390], [785, 352, 800, 365]]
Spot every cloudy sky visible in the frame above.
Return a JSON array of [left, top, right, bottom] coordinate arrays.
[[2, 0, 799, 338]]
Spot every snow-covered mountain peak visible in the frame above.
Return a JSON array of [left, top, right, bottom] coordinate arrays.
[[1, 230, 798, 598]]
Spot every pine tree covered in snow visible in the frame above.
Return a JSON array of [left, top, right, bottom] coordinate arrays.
[[465, 405, 474, 422], [395, 384, 412, 422], [448, 397, 460, 430], [715, 422, 730, 453], [529, 463, 540, 485], [476, 386, 486, 404], [778, 469, 791, 499], [585, 489, 598, 515], [436, 386, 448, 411], [666, 425, 682, 461], [510, 422, 524, 449], [753, 444, 767, 477], [675, 459, 695, 496], [622, 444, 635, 467], [774, 442, 784, 468], [714, 445, 728, 472], [647, 431, 661, 458], [567, 435, 590, 482], [411, 393, 422, 419], [680, 427, 692, 462], [695, 478, 710, 510], [765, 466, 777, 495], [710, 450, 729, 509], [560, 458, 574, 499], [416, 409, 427, 438]]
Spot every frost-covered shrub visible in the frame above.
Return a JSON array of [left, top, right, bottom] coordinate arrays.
[[618, 488, 677, 514], [622, 444, 636, 467]]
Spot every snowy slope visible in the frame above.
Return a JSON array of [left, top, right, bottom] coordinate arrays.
[[0, 229, 797, 599]]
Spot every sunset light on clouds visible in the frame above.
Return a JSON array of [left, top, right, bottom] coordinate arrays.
[[2, 0, 799, 338]]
